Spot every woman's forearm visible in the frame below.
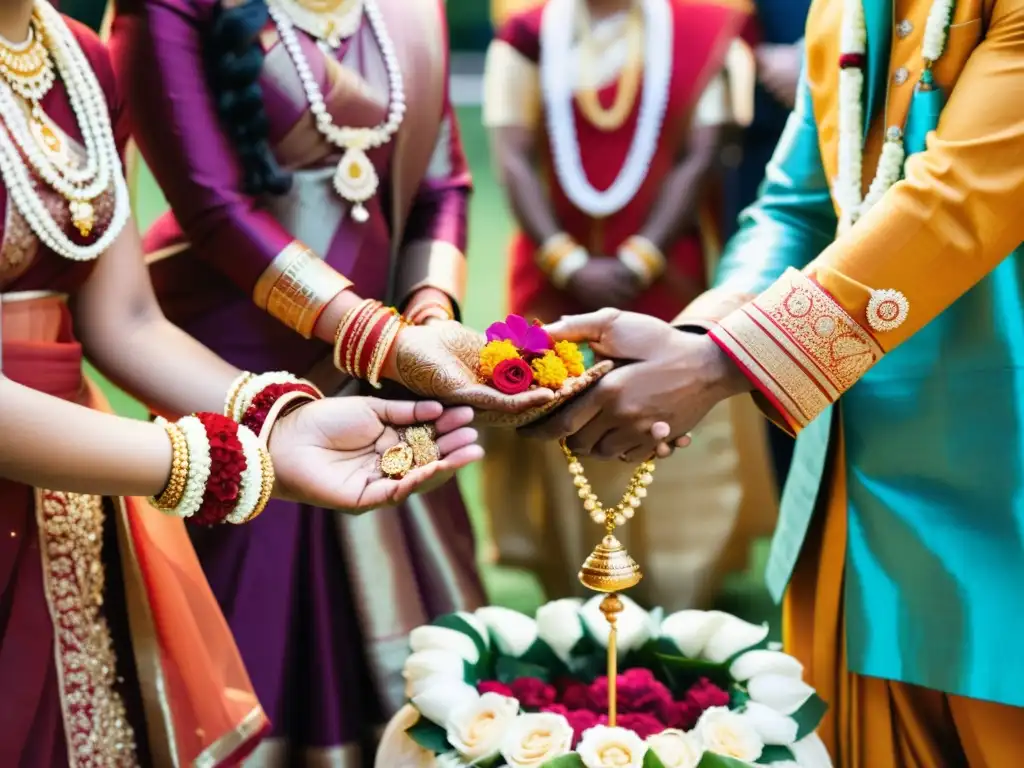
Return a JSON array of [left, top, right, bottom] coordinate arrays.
[[0, 375, 171, 496]]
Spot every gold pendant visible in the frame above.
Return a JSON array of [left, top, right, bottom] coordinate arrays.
[[578, 534, 642, 593], [332, 147, 379, 223], [69, 199, 95, 238]]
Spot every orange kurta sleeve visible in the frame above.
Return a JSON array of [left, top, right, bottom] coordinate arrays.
[[710, 2, 1024, 433]]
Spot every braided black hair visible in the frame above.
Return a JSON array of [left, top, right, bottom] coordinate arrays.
[[206, 0, 292, 196]]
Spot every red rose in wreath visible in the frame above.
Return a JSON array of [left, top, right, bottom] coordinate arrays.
[[492, 357, 534, 395]]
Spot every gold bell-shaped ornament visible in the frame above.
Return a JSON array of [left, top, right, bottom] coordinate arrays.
[[578, 534, 642, 593]]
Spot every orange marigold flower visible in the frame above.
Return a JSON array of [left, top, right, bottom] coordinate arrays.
[[554, 340, 585, 377], [531, 351, 569, 389], [479, 339, 521, 378]]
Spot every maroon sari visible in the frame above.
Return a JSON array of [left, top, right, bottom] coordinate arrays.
[[110, 1, 485, 763]]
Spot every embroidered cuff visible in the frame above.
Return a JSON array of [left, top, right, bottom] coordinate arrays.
[[252, 242, 353, 338], [396, 239, 468, 310], [708, 268, 882, 431]]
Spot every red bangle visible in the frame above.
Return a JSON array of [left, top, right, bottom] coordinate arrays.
[[240, 382, 322, 435], [356, 310, 395, 378], [193, 413, 247, 526], [337, 301, 380, 375]]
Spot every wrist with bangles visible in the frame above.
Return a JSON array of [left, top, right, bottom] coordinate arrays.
[[537, 232, 589, 289], [617, 234, 666, 288], [151, 371, 324, 525], [405, 298, 455, 326], [332, 298, 409, 388]]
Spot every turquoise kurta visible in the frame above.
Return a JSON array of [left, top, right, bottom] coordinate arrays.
[[714, 0, 1024, 708]]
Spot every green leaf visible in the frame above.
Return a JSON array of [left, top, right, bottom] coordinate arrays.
[[495, 655, 551, 684], [643, 750, 669, 768], [758, 745, 797, 763], [405, 720, 451, 755], [521, 638, 566, 675], [433, 614, 492, 679], [697, 754, 758, 768], [729, 684, 750, 710], [541, 755, 585, 768], [791, 692, 828, 740], [655, 652, 732, 687], [463, 659, 477, 684]]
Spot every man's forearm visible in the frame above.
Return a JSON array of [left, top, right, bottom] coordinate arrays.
[[500, 151, 563, 246]]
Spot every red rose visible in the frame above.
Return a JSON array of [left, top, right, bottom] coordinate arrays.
[[559, 680, 593, 711], [547, 707, 607, 746], [617, 712, 666, 740], [491, 358, 534, 394], [477, 680, 514, 697], [669, 697, 702, 731], [588, 669, 673, 716], [510, 677, 556, 709], [685, 677, 731, 717]]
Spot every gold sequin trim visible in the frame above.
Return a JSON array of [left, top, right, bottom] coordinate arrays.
[[36, 490, 138, 768]]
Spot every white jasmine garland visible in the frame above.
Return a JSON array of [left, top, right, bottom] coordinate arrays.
[[540, 0, 672, 217], [475, 606, 539, 658], [409, 625, 481, 665], [225, 424, 265, 524], [402, 649, 466, 698], [171, 416, 213, 519], [534, 597, 584, 662], [836, 0, 955, 232]]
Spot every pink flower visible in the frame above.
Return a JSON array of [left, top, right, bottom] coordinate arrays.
[[559, 681, 593, 711], [510, 677, 557, 709], [686, 677, 731, 713], [588, 669, 674, 717], [486, 314, 552, 355], [477, 680, 515, 697]]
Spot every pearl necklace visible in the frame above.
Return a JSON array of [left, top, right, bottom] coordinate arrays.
[[540, 0, 673, 218], [0, 1, 127, 261], [836, 0, 955, 233], [271, 0, 363, 48], [0, 22, 54, 102], [268, 0, 405, 223]]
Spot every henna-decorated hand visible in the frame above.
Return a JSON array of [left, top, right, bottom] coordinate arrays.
[[382, 321, 555, 413]]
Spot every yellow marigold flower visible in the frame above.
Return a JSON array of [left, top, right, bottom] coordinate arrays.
[[479, 340, 521, 378], [554, 340, 585, 377], [531, 351, 569, 390]]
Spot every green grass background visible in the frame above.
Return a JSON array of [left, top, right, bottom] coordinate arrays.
[[100, 106, 774, 625]]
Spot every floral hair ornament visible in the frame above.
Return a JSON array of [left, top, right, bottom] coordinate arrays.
[[479, 314, 584, 395]]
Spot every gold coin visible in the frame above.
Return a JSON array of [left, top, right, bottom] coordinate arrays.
[[402, 426, 441, 466], [379, 443, 415, 478]]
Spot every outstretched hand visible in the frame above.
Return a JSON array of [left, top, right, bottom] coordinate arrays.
[[268, 398, 483, 513], [522, 309, 749, 459]]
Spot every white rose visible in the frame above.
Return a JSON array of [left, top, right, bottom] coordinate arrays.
[[500, 712, 574, 767], [455, 611, 491, 648], [660, 610, 729, 658], [747, 674, 815, 716], [411, 678, 479, 727], [410, 626, 480, 665], [446, 692, 520, 763], [789, 733, 834, 768], [581, 595, 651, 655], [475, 606, 538, 658], [373, 705, 435, 768], [741, 701, 799, 745], [535, 598, 584, 662], [694, 707, 764, 762], [646, 729, 703, 768], [576, 725, 648, 768], [703, 615, 770, 664], [404, 649, 466, 698], [729, 650, 804, 683]]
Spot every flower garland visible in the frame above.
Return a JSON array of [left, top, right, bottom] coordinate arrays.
[[539, 0, 673, 218], [836, 0, 956, 233], [479, 314, 585, 394], [377, 597, 833, 767]]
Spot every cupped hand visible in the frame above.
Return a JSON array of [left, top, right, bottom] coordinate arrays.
[[268, 398, 483, 512], [521, 309, 749, 459], [567, 257, 642, 310], [384, 321, 555, 413]]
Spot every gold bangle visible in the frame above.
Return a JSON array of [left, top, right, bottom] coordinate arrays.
[[367, 314, 405, 388], [246, 447, 275, 522], [256, 390, 321, 443], [406, 300, 454, 325], [223, 372, 255, 418], [536, 233, 579, 274], [333, 299, 372, 371], [152, 418, 189, 511], [622, 236, 667, 280], [255, 243, 354, 338]]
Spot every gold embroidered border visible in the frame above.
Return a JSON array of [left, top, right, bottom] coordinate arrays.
[[752, 268, 881, 392], [713, 310, 828, 427], [253, 242, 353, 338], [36, 489, 138, 768]]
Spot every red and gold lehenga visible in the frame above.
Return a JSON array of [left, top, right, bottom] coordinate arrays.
[[0, 11, 265, 767], [481, 0, 777, 611]]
